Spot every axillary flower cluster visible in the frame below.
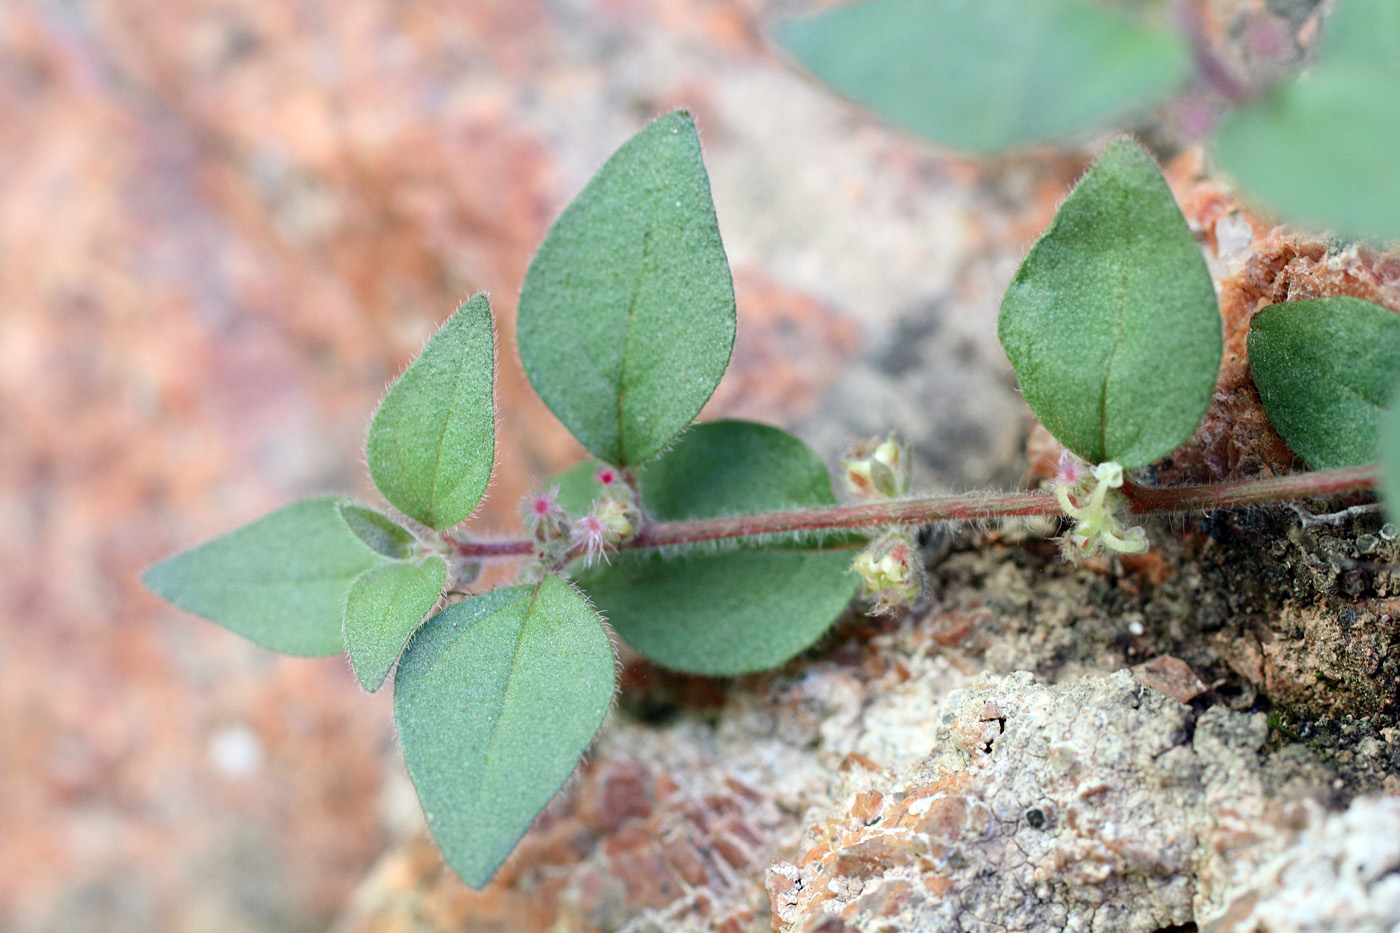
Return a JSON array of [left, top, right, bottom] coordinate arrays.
[[844, 435, 923, 613], [1053, 454, 1148, 558], [520, 466, 638, 576]]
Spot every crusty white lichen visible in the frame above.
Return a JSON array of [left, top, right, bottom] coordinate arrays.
[[1204, 795, 1400, 933], [769, 670, 1279, 933]]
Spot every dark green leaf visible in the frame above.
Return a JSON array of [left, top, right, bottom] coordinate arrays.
[[517, 111, 736, 466], [555, 419, 838, 517], [1248, 297, 1400, 469], [337, 503, 418, 559], [573, 420, 859, 674], [343, 556, 447, 692], [394, 576, 614, 889], [552, 459, 607, 518], [367, 294, 496, 530], [578, 550, 855, 676], [999, 138, 1221, 468], [142, 497, 385, 656], [775, 0, 1190, 155], [635, 420, 837, 520]]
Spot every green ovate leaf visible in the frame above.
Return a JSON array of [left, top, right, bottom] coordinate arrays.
[[394, 576, 614, 889], [337, 503, 418, 559], [1214, 0, 1400, 241], [143, 497, 385, 656], [367, 294, 496, 530], [999, 138, 1221, 469], [517, 111, 736, 466], [1248, 297, 1400, 469], [775, 0, 1190, 155], [573, 420, 859, 675], [343, 556, 447, 692]]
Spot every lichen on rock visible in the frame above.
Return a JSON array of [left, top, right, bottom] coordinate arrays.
[[1205, 795, 1400, 933], [769, 670, 1278, 933]]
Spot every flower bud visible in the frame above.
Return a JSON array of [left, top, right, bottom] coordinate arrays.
[[843, 435, 909, 500], [852, 532, 921, 612]]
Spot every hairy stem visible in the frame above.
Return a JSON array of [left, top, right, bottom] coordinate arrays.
[[449, 465, 1380, 561]]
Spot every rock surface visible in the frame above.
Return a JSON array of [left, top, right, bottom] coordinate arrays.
[[770, 671, 1266, 933]]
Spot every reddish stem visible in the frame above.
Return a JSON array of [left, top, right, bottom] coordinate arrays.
[[448, 465, 1380, 561]]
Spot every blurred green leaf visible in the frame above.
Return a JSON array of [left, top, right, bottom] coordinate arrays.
[[337, 503, 418, 559], [1249, 296, 1400, 469], [143, 497, 384, 656], [343, 556, 447, 692], [999, 138, 1221, 468], [775, 0, 1190, 154], [394, 576, 614, 889], [517, 111, 736, 466], [367, 294, 496, 530], [1377, 384, 1400, 521], [1214, 0, 1400, 241], [1317, 0, 1400, 75], [573, 420, 858, 674]]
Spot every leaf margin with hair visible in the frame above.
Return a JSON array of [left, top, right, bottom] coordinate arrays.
[[517, 110, 736, 466], [366, 293, 497, 530]]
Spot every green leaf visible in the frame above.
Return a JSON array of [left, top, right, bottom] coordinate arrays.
[[1318, 0, 1400, 77], [1213, 66, 1400, 242], [552, 459, 608, 518], [343, 556, 447, 692], [142, 497, 385, 656], [367, 294, 496, 530], [555, 420, 839, 521], [394, 576, 614, 889], [775, 0, 1190, 155], [1377, 384, 1400, 521], [572, 420, 859, 674], [998, 138, 1221, 469], [1248, 297, 1400, 469], [578, 550, 855, 676], [1213, 0, 1400, 241], [337, 503, 418, 559], [517, 111, 736, 466], [635, 420, 838, 520]]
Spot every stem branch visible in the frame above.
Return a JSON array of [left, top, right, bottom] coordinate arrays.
[[448, 465, 1380, 561]]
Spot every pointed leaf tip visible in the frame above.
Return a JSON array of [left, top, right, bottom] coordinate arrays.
[[999, 138, 1220, 469], [367, 294, 496, 529], [518, 111, 736, 466], [142, 497, 385, 656], [394, 575, 614, 888]]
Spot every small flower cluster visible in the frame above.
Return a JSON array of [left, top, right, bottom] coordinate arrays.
[[842, 434, 909, 500], [844, 436, 922, 612], [852, 531, 921, 614], [1053, 454, 1147, 558], [518, 466, 639, 576]]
